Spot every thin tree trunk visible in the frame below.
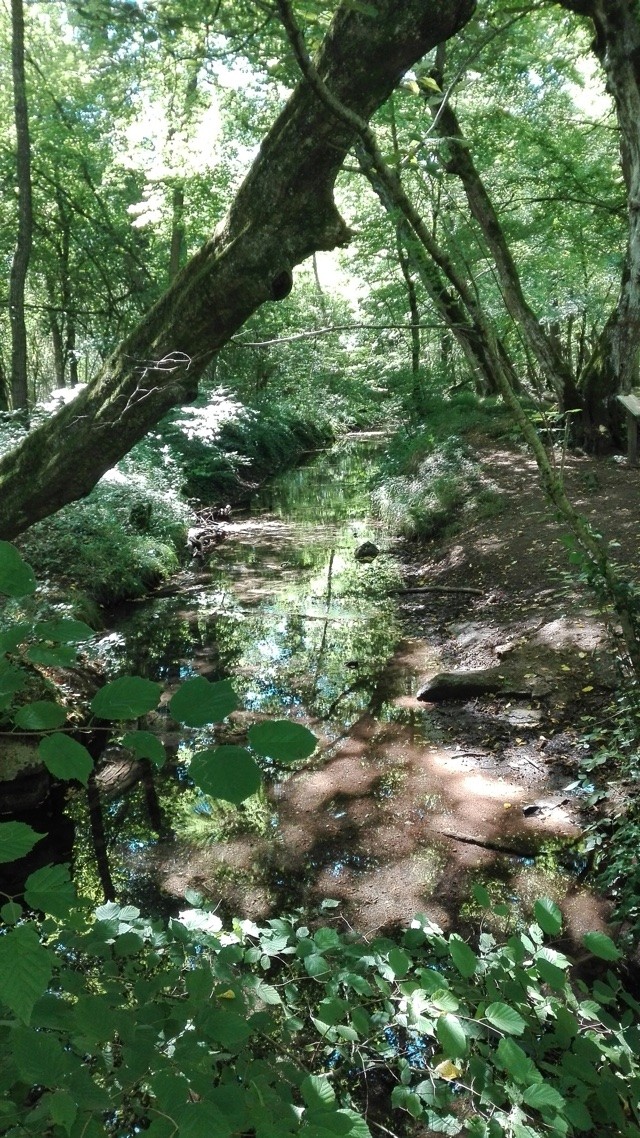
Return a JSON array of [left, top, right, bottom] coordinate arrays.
[[427, 61, 582, 414], [169, 185, 186, 280], [8, 0, 33, 414]]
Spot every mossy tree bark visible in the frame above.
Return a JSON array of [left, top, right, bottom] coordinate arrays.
[[8, 0, 34, 414], [0, 0, 475, 540]]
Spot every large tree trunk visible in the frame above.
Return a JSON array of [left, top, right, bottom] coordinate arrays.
[[0, 0, 475, 540], [8, 0, 33, 414], [558, 0, 640, 433]]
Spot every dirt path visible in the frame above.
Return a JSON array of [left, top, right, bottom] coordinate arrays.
[[142, 442, 639, 949]]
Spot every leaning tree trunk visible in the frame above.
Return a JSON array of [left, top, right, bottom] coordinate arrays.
[[558, 0, 640, 434], [8, 0, 33, 414], [0, 0, 475, 540]]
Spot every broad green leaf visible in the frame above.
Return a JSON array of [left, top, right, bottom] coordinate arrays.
[[305, 953, 330, 977], [448, 935, 478, 978], [248, 720, 317, 763], [122, 729, 166, 767], [0, 900, 22, 923], [11, 1024, 69, 1084], [484, 1002, 526, 1035], [388, 946, 411, 978], [48, 1090, 77, 1135], [176, 1100, 232, 1138], [170, 677, 238, 726], [0, 663, 26, 709], [534, 898, 563, 937], [38, 734, 93, 785], [472, 883, 491, 908], [14, 700, 67, 730], [27, 645, 78, 667], [564, 1099, 594, 1132], [495, 1038, 541, 1085], [190, 746, 261, 804], [91, 676, 161, 719], [581, 931, 622, 961], [436, 1013, 467, 1058], [0, 623, 30, 654], [25, 864, 77, 918], [301, 1075, 336, 1111], [317, 997, 349, 1026], [523, 1083, 566, 1112], [32, 618, 95, 643], [0, 821, 44, 864], [431, 989, 460, 1013], [0, 924, 54, 1022], [535, 955, 567, 991], [200, 1006, 252, 1050], [0, 543, 36, 597], [314, 927, 341, 950]]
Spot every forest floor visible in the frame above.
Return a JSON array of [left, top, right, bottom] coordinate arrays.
[[250, 441, 640, 949], [143, 439, 640, 960]]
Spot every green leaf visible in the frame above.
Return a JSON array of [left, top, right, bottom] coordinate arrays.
[[170, 677, 238, 726], [305, 953, 330, 977], [534, 897, 563, 937], [301, 1075, 336, 1112], [27, 645, 78, 667], [523, 1083, 566, 1112], [0, 623, 30, 654], [436, 1013, 467, 1058], [535, 955, 567, 991], [388, 946, 411, 978], [448, 935, 478, 978], [38, 734, 93, 785], [0, 542, 36, 597], [0, 924, 54, 1022], [484, 1002, 526, 1035], [581, 931, 621, 961], [122, 729, 166, 767], [48, 1089, 77, 1135], [190, 746, 261, 804], [91, 676, 161, 719], [25, 864, 77, 918], [176, 1100, 232, 1138], [495, 1038, 541, 1086], [200, 1006, 252, 1050], [0, 821, 44, 863], [314, 927, 341, 951], [0, 662, 27, 707], [248, 720, 317, 763], [317, 997, 349, 1026], [32, 618, 95, 643], [1, 900, 22, 923], [472, 883, 491, 908], [11, 1024, 69, 1084], [564, 1099, 593, 1132], [14, 700, 67, 730]]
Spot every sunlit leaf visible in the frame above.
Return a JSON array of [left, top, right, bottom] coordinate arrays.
[[38, 734, 93, 785], [533, 897, 563, 937], [26, 645, 78, 667], [582, 931, 621, 961], [434, 1060, 462, 1080], [91, 676, 161, 719], [189, 746, 261, 804], [25, 864, 77, 919], [248, 720, 317, 764], [14, 701, 67, 730], [484, 1002, 526, 1035], [301, 1075, 336, 1111], [0, 821, 44, 864], [170, 677, 238, 726], [0, 542, 36, 597], [436, 1013, 467, 1058], [522, 1082, 566, 1112], [448, 935, 478, 978]]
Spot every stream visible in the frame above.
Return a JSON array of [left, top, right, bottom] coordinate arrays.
[[81, 434, 604, 941]]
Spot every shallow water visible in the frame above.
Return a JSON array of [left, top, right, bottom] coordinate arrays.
[[77, 435, 599, 940]]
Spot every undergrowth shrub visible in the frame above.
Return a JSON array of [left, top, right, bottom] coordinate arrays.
[[371, 394, 511, 539]]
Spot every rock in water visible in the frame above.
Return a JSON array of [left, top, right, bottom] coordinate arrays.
[[354, 541, 379, 562]]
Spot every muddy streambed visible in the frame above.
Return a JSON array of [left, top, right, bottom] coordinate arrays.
[[86, 435, 608, 944]]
